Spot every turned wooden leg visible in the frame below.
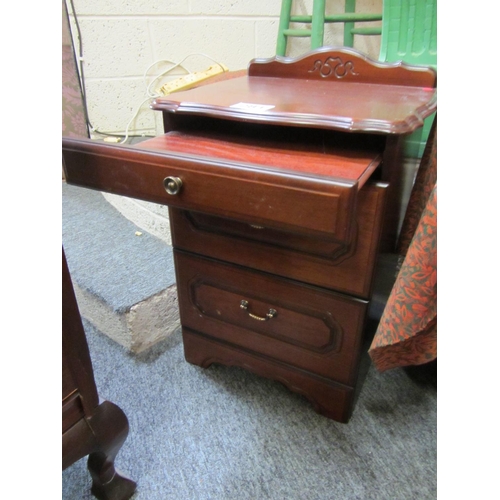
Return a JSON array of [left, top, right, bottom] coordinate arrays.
[[86, 401, 137, 500]]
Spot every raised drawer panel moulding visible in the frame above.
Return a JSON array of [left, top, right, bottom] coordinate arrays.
[[169, 181, 388, 299], [188, 281, 343, 353]]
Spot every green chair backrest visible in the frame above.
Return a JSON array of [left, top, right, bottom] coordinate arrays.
[[379, 0, 437, 159], [276, 0, 382, 56], [379, 0, 437, 69], [275, 0, 436, 159]]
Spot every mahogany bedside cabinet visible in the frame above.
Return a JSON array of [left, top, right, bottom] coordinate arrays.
[[62, 48, 437, 423], [63, 248, 136, 499]]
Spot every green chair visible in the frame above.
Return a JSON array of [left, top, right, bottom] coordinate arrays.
[[276, 0, 437, 159], [276, 0, 382, 56], [379, 0, 437, 159], [379, 0, 436, 68]]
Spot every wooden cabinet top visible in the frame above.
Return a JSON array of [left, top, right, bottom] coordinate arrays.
[[152, 47, 437, 135]]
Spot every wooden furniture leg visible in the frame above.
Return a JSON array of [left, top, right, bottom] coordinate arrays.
[[87, 403, 136, 500], [63, 401, 136, 500], [63, 247, 136, 499]]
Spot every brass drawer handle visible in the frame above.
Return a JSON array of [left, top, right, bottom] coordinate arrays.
[[163, 176, 183, 195], [240, 300, 277, 321]]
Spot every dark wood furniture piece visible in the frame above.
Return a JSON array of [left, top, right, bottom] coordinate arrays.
[[63, 248, 136, 499], [62, 48, 436, 423]]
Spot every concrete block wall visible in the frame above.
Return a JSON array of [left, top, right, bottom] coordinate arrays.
[[67, 0, 382, 138]]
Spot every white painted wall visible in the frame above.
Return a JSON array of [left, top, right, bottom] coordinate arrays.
[[66, 0, 382, 139]]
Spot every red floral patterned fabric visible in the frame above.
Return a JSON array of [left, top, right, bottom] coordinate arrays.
[[369, 118, 437, 372], [397, 118, 437, 256]]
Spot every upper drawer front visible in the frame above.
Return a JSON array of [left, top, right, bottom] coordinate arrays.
[[62, 137, 358, 241], [170, 182, 387, 298], [175, 251, 367, 386]]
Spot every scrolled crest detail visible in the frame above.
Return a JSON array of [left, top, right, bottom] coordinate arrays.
[[309, 56, 359, 79]]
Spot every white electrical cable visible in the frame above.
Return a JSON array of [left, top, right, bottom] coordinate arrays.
[[67, 1, 227, 143], [143, 59, 190, 99], [115, 59, 190, 144], [118, 52, 227, 144], [119, 97, 154, 145]]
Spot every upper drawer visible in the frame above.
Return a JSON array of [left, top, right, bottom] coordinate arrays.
[[62, 132, 381, 243], [169, 181, 387, 298]]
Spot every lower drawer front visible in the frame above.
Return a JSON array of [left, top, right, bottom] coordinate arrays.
[[175, 251, 368, 386]]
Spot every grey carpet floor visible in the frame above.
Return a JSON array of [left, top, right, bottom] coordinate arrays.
[[62, 320, 436, 500], [62, 183, 436, 500], [62, 183, 176, 313]]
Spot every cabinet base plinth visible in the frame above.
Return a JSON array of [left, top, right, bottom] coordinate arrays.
[[182, 328, 356, 423]]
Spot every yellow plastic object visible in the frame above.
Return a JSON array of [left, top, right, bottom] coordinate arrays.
[[158, 64, 229, 95]]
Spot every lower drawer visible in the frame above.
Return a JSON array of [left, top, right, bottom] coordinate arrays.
[[175, 251, 368, 386]]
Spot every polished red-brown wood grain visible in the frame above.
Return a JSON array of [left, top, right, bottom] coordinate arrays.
[[62, 135, 371, 243], [169, 182, 387, 299], [152, 48, 436, 135], [139, 129, 382, 185], [175, 250, 367, 386], [182, 327, 356, 423], [153, 76, 436, 134], [62, 48, 437, 423], [248, 47, 437, 87], [63, 248, 99, 419]]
